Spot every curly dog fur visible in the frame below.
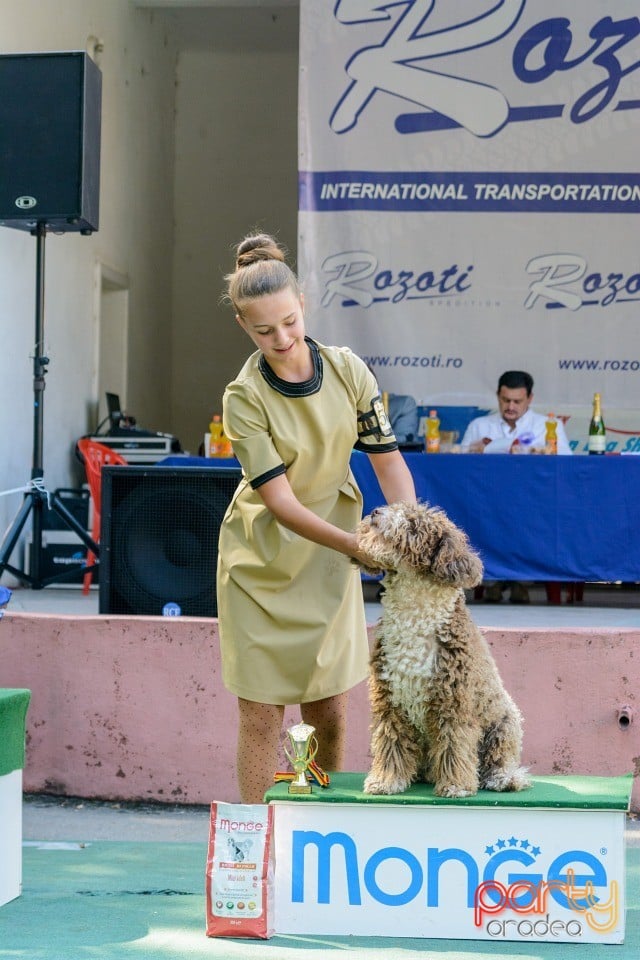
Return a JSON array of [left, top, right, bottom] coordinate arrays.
[[356, 501, 530, 798]]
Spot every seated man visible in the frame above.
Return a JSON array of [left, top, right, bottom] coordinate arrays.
[[365, 363, 420, 445], [387, 392, 420, 445], [461, 370, 572, 604], [461, 370, 572, 454]]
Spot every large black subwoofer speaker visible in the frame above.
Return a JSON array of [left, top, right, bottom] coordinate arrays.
[[0, 52, 101, 232], [100, 466, 241, 617]]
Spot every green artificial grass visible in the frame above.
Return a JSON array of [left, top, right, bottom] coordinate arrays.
[[0, 838, 636, 959], [266, 772, 633, 810]]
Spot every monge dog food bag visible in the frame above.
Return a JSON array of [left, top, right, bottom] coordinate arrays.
[[205, 801, 274, 939]]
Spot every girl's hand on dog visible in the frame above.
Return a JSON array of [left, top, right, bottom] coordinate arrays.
[[347, 534, 385, 575]]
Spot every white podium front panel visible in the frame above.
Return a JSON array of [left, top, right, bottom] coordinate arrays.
[[272, 800, 626, 944], [0, 769, 23, 907]]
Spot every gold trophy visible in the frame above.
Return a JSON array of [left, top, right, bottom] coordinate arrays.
[[283, 722, 318, 795]]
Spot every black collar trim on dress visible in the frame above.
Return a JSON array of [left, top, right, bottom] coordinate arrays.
[[259, 337, 323, 397]]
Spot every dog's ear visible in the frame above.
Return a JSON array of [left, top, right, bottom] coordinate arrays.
[[431, 529, 483, 587]]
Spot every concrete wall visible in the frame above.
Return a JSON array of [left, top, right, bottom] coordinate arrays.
[[0, 0, 179, 537], [0, 2, 300, 548], [1, 612, 638, 810], [170, 7, 299, 454]]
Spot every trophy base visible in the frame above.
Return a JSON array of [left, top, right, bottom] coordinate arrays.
[[288, 783, 312, 795]]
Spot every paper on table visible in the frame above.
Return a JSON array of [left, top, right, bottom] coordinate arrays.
[[482, 437, 513, 454]]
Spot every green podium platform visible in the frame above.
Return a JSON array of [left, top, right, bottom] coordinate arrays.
[[266, 771, 632, 944], [0, 688, 31, 907]]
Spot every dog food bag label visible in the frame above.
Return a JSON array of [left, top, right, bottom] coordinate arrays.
[[205, 801, 274, 939]]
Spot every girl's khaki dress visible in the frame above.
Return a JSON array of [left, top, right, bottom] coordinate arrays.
[[216, 338, 397, 705]]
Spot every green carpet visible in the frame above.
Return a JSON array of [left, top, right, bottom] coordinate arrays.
[[0, 689, 31, 777], [266, 772, 633, 809], [0, 840, 638, 959]]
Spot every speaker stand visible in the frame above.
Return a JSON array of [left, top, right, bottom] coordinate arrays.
[[0, 222, 99, 589]]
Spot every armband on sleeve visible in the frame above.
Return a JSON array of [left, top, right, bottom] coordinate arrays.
[[355, 394, 398, 452]]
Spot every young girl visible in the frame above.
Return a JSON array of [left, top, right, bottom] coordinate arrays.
[[217, 232, 416, 803]]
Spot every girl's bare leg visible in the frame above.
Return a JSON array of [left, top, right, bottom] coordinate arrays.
[[236, 698, 284, 804], [302, 692, 349, 772]]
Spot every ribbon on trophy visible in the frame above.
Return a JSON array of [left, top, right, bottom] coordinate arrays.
[[275, 721, 330, 791]]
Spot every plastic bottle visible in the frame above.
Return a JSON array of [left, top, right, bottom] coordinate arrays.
[[206, 414, 224, 457], [425, 409, 440, 453], [545, 414, 558, 454], [588, 393, 606, 455], [218, 430, 233, 458]]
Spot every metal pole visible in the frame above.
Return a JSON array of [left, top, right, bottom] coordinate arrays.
[[32, 222, 47, 479], [0, 221, 99, 587], [29, 222, 48, 585]]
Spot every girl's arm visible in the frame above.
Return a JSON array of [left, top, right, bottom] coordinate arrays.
[[368, 449, 417, 505], [257, 474, 360, 557], [256, 449, 416, 559]]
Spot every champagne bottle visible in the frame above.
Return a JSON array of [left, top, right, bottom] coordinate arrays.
[[588, 393, 606, 455]]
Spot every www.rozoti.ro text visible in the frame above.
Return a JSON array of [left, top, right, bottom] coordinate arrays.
[[363, 355, 464, 369], [558, 358, 640, 371]]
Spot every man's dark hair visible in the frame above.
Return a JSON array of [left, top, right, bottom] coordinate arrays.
[[498, 370, 534, 395]]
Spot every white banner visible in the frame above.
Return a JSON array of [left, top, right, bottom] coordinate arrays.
[[273, 802, 626, 942], [298, 1, 640, 419]]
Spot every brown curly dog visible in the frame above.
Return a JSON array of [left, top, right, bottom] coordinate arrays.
[[356, 501, 530, 798]]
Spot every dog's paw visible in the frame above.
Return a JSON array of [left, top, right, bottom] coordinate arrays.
[[512, 768, 532, 791], [364, 773, 409, 795], [435, 783, 476, 798], [483, 767, 532, 792]]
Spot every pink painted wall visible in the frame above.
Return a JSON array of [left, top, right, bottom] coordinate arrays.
[[1, 613, 638, 809]]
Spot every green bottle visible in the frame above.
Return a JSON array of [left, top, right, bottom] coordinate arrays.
[[588, 393, 606, 455]]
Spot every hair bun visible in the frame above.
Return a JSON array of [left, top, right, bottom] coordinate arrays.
[[236, 233, 286, 269], [225, 230, 299, 309]]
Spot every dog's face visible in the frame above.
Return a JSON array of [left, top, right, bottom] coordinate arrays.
[[355, 501, 483, 588]]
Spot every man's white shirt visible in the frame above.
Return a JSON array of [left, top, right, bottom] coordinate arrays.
[[461, 409, 573, 454]]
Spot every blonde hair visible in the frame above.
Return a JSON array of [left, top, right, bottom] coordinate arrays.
[[225, 233, 300, 317]]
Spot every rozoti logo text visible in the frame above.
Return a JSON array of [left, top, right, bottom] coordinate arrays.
[[330, 1, 640, 138], [525, 254, 640, 310], [320, 250, 473, 307]]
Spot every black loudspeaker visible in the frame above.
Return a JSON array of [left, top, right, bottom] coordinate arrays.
[[0, 52, 101, 233], [99, 466, 242, 617]]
